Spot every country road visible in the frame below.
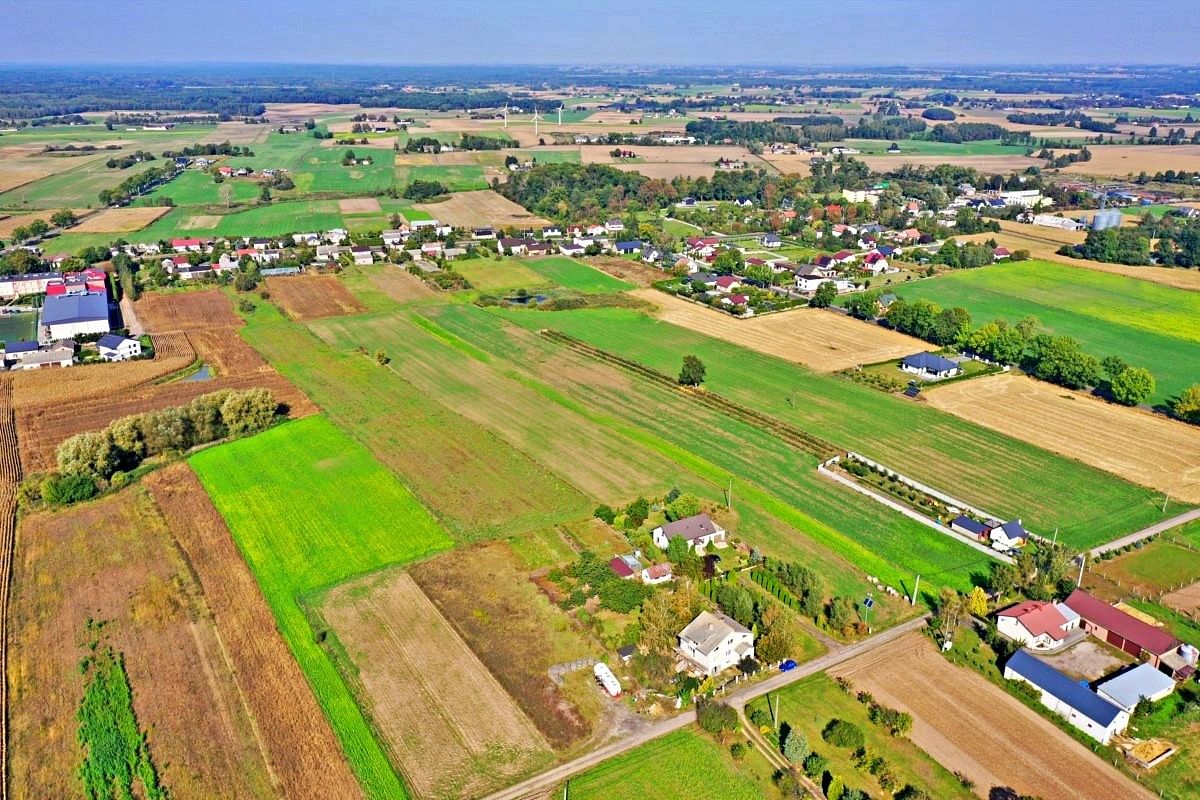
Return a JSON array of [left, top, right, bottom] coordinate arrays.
[[481, 614, 930, 800], [1090, 506, 1200, 556]]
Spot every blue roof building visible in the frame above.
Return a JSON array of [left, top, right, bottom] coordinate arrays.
[[40, 293, 110, 339], [1003, 650, 1129, 743], [900, 352, 960, 378]]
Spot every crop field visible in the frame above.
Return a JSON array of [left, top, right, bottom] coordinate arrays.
[[68, 205, 171, 232], [524, 256, 635, 293], [239, 301, 590, 539], [150, 170, 261, 206], [635, 289, 927, 372], [747, 673, 972, 799], [0, 154, 161, 209], [448, 257, 549, 292], [398, 164, 490, 191], [926, 374, 1200, 502], [191, 415, 454, 799], [145, 465, 363, 799], [1056, 144, 1200, 176], [832, 633, 1153, 800], [133, 288, 243, 331], [409, 542, 600, 750], [838, 138, 1034, 156], [485, 305, 1181, 549], [0, 208, 87, 237], [413, 189, 550, 228], [857, 153, 1045, 174], [321, 570, 553, 800], [265, 274, 368, 320], [338, 197, 381, 213], [559, 729, 764, 800], [9, 488, 277, 800]]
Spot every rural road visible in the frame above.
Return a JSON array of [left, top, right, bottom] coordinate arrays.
[[1090, 506, 1200, 557], [481, 614, 930, 800]]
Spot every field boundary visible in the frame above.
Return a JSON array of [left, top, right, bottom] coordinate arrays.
[[0, 377, 20, 800]]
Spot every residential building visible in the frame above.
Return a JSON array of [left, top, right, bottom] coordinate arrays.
[[96, 334, 141, 362], [652, 513, 726, 553], [713, 275, 741, 293], [0, 271, 59, 298], [6, 340, 74, 370], [900, 352, 960, 380], [382, 230, 408, 248], [1003, 650, 1129, 744], [677, 610, 754, 676], [1097, 664, 1176, 712], [760, 233, 782, 248], [615, 240, 642, 254], [991, 519, 1029, 550], [350, 246, 374, 266], [996, 600, 1080, 650]]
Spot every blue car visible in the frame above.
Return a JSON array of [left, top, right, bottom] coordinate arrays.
[[779, 659, 798, 672]]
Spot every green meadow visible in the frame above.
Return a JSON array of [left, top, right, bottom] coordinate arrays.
[[523, 256, 635, 293]]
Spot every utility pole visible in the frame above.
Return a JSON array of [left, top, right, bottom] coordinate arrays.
[[1077, 554, 1086, 587], [1052, 527, 1058, 546], [727, 477, 733, 510], [1163, 493, 1170, 514], [773, 694, 780, 732], [910, 574, 921, 606]]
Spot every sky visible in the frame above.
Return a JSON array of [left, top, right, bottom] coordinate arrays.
[[5, 0, 1200, 67]]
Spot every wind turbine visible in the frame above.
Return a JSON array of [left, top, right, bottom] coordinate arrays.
[[557, 103, 564, 127], [502, 103, 508, 129], [532, 106, 543, 139]]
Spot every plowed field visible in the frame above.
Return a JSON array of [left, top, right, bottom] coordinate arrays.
[[266, 274, 367, 320], [134, 289, 242, 331]]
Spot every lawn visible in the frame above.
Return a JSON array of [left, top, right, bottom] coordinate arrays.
[[452, 257, 549, 292], [897, 259, 1200, 404], [0, 311, 36, 344], [483, 305, 1181, 550], [190, 415, 454, 799], [747, 674, 973, 799], [560, 728, 765, 800], [523, 256, 635, 293]]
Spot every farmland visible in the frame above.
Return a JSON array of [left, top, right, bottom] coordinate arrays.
[[414, 189, 550, 228], [134, 288, 243, 331], [523, 256, 635, 293], [265, 274, 368, 320], [68, 204, 170, 232], [190, 415, 455, 799], [450, 257, 548, 292], [897, 259, 1200, 404], [320, 570, 553, 800], [831, 633, 1153, 800], [1055, 144, 1200, 176]]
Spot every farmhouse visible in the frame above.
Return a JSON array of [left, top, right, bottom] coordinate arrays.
[[39, 293, 109, 341], [713, 275, 741, 293], [1097, 663, 1176, 712], [96, 333, 141, 362], [996, 600, 1080, 650], [900, 352, 960, 380], [677, 610, 754, 677], [1003, 650, 1129, 744], [350, 246, 374, 266], [498, 237, 532, 255], [382, 230, 408, 248], [1062, 590, 1193, 678], [760, 233, 782, 248], [615, 240, 642, 254], [4, 339, 74, 370], [990, 519, 1029, 550], [171, 237, 207, 253], [652, 513, 726, 553], [558, 243, 585, 256]]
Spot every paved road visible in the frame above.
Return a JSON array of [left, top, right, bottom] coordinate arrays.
[[481, 615, 930, 800], [1090, 507, 1200, 557]]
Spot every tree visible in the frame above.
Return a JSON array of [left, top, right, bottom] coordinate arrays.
[[10, 225, 29, 243], [822, 719, 865, 749], [1173, 383, 1200, 423], [260, 186, 272, 203], [810, 281, 838, 308], [219, 388, 278, 437], [843, 290, 879, 320], [782, 729, 809, 763], [1109, 366, 1155, 406], [50, 209, 77, 228], [1101, 355, 1129, 381], [678, 355, 706, 387], [826, 596, 855, 632], [41, 473, 98, 506], [27, 219, 49, 238], [757, 604, 802, 662], [666, 493, 702, 521], [1027, 335, 1100, 389], [696, 701, 738, 734], [593, 504, 616, 524], [374, 349, 390, 366], [965, 586, 989, 617], [932, 307, 972, 346], [802, 752, 829, 779]]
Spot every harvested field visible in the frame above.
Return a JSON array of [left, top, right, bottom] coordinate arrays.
[[365, 266, 436, 302], [857, 154, 1044, 174], [181, 214, 222, 229], [0, 209, 88, 238], [1056, 145, 1200, 176], [338, 197, 381, 214], [69, 205, 170, 232], [9, 488, 278, 800], [832, 633, 1153, 800], [134, 289, 242, 331], [580, 144, 754, 165], [322, 570, 552, 800], [1163, 581, 1200, 614], [925, 373, 1200, 502], [409, 542, 598, 751], [186, 326, 273, 375], [632, 289, 927, 372], [266, 274, 368, 320], [145, 465, 363, 800], [415, 189, 550, 228], [586, 256, 667, 287]]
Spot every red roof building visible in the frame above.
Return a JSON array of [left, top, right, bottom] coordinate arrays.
[[608, 556, 636, 579], [1063, 590, 1180, 668]]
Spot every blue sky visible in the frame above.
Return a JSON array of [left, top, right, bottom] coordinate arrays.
[[5, 0, 1199, 65]]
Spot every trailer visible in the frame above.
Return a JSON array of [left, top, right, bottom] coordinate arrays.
[[593, 662, 621, 697]]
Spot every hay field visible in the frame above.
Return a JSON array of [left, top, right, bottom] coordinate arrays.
[[832, 633, 1154, 800], [581, 144, 754, 165], [926, 373, 1200, 502], [338, 197, 381, 213], [322, 570, 552, 800], [1057, 145, 1200, 176], [633, 289, 927, 371], [134, 289, 242, 331], [0, 208, 89, 237], [69, 205, 170, 232], [415, 190, 550, 228], [858, 153, 1044, 174], [266, 274, 368, 320]]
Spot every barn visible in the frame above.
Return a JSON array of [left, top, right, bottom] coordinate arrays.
[[1062, 590, 1194, 679], [1003, 650, 1129, 744]]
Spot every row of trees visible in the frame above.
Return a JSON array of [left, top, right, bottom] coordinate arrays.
[[98, 162, 179, 206]]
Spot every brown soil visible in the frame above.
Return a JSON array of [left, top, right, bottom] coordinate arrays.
[[338, 198, 381, 214], [266, 274, 368, 321], [134, 290, 242, 332], [322, 570, 551, 800], [69, 206, 170, 233], [832, 633, 1154, 800], [366, 267, 436, 303], [587, 256, 667, 287], [145, 465, 363, 800], [1162, 581, 1200, 614], [414, 190, 551, 228]]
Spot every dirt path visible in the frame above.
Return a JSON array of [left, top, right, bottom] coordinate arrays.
[[119, 295, 144, 335], [832, 633, 1154, 800]]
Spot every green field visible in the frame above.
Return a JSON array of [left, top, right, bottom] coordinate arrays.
[[836, 138, 1033, 156], [897, 259, 1200, 403], [1119, 204, 1178, 217], [150, 170, 260, 206], [191, 415, 454, 799], [523, 256, 635, 293], [483, 304, 1180, 549], [399, 164, 489, 191], [559, 728, 765, 800], [452, 257, 548, 292], [748, 674, 972, 799], [514, 148, 582, 164], [0, 312, 37, 344], [0, 154, 162, 209]]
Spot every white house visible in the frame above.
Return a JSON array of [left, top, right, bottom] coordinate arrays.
[[1003, 650, 1128, 744], [990, 519, 1029, 550], [350, 246, 374, 266], [996, 600, 1080, 651], [760, 233, 782, 248], [382, 230, 408, 248], [677, 610, 755, 676], [900, 352, 960, 380], [96, 333, 141, 362], [1096, 663, 1176, 712], [325, 228, 349, 245], [4, 339, 73, 370], [652, 513, 726, 553]]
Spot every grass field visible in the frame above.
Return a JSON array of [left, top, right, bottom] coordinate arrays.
[[150, 170, 261, 206], [523, 257, 636, 293], [559, 728, 765, 800], [837, 138, 1034, 156], [897, 259, 1200, 404], [190, 415, 454, 799], [0, 312, 36, 344], [452, 257, 549, 291]]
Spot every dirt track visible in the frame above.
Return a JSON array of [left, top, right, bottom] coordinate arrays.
[[831, 633, 1154, 800]]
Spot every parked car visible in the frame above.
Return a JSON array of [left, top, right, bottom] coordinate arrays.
[[779, 659, 798, 672]]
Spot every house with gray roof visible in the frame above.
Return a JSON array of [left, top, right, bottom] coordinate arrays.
[[1097, 663, 1176, 712], [40, 293, 109, 341], [652, 513, 725, 553], [900, 351, 960, 379], [677, 610, 754, 676]]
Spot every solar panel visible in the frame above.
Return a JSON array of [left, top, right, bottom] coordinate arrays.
[[903, 385, 921, 398]]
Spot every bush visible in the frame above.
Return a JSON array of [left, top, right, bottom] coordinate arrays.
[[749, 708, 771, 728], [782, 729, 809, 763], [593, 504, 616, 524], [42, 473, 98, 506], [802, 751, 829, 779], [696, 700, 738, 734], [821, 718, 865, 749], [730, 741, 746, 760]]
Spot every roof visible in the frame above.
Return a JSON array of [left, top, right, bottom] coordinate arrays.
[[1097, 663, 1176, 710], [997, 519, 1028, 540], [998, 600, 1070, 641], [0, 271, 59, 282], [609, 556, 636, 578], [679, 610, 751, 656], [41, 293, 108, 326], [643, 563, 673, 580], [902, 352, 958, 373], [96, 334, 134, 350], [616, 240, 641, 249], [1064, 590, 1180, 656], [952, 515, 986, 536], [715, 276, 739, 288], [659, 513, 719, 543], [2, 339, 38, 354], [617, 644, 637, 659], [1005, 650, 1125, 727]]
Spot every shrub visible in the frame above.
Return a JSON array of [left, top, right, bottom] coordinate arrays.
[[730, 741, 746, 760], [593, 504, 616, 524], [802, 751, 829, 779], [42, 473, 98, 506], [782, 729, 809, 763], [749, 708, 771, 728], [696, 700, 738, 734], [822, 719, 865, 749]]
